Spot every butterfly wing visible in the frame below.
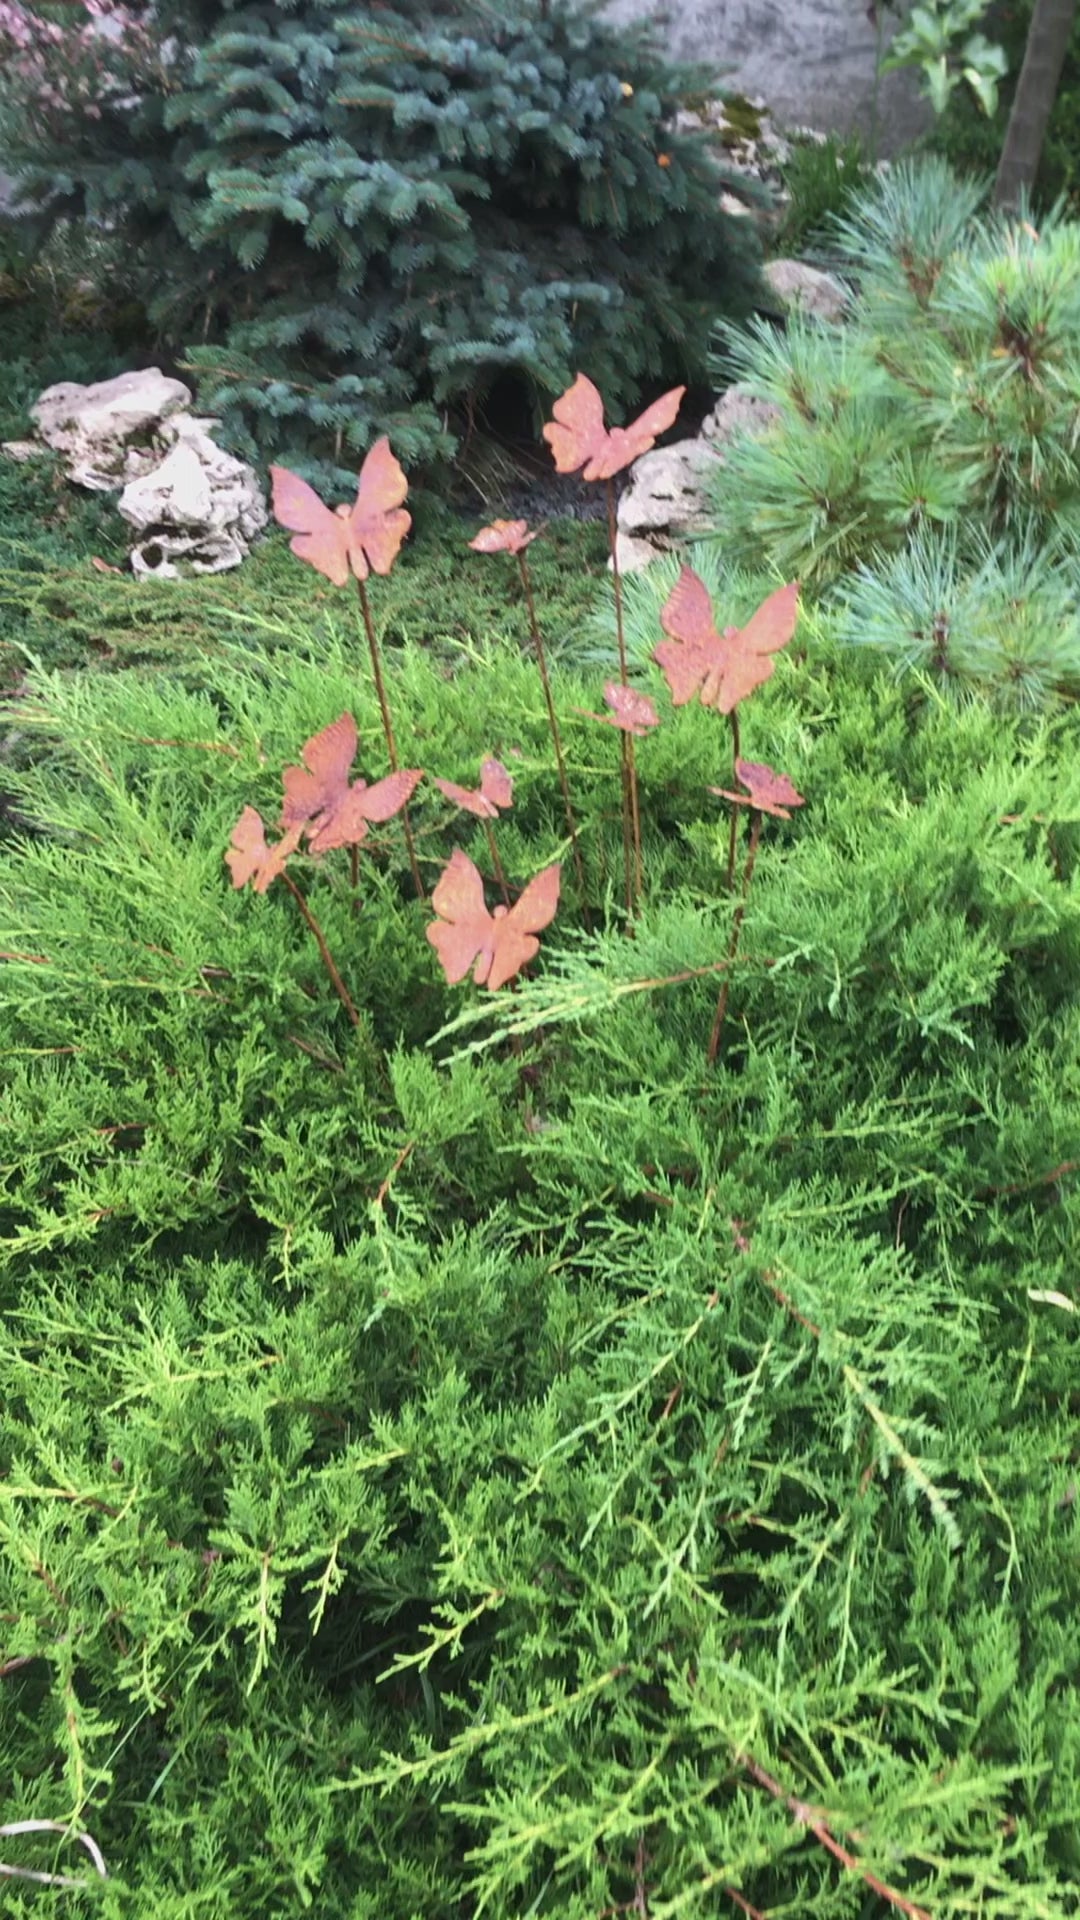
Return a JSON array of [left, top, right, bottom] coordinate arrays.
[[426, 849, 494, 984], [542, 374, 607, 477], [280, 712, 358, 834], [486, 861, 561, 991], [479, 758, 513, 812], [715, 581, 800, 714], [604, 384, 685, 476], [353, 766, 423, 824], [654, 566, 722, 707], [310, 767, 423, 851], [602, 682, 660, 735], [225, 807, 299, 894], [433, 775, 491, 818], [225, 805, 268, 890], [270, 467, 352, 587], [348, 436, 411, 579]]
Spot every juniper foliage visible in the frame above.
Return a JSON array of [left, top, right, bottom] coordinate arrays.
[[1, 580, 1079, 1914], [0, 0, 762, 481]]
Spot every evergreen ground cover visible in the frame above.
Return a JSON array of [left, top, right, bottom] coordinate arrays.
[[2, 388, 1080, 1915]]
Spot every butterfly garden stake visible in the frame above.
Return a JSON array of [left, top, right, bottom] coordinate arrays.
[[426, 848, 561, 991], [434, 755, 515, 904], [227, 713, 423, 1028], [655, 567, 800, 890], [705, 759, 805, 1065], [270, 439, 425, 898], [469, 519, 588, 914], [226, 803, 361, 1026], [543, 374, 684, 916]]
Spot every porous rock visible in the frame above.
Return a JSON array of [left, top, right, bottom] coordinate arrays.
[[119, 416, 268, 578], [701, 383, 783, 447], [617, 438, 723, 543], [613, 386, 780, 573], [614, 531, 665, 575], [31, 368, 192, 491], [20, 367, 266, 577]]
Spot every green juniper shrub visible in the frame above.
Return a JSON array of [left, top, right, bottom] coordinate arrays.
[[0, 0, 764, 485], [2, 384, 1080, 1914], [0, 485, 607, 690]]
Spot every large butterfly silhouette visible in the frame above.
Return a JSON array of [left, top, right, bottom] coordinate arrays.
[[542, 374, 685, 482], [270, 437, 411, 586], [654, 568, 800, 714], [280, 712, 422, 853], [427, 849, 561, 990]]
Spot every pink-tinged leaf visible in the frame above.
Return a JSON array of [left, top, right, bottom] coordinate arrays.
[[433, 756, 514, 819], [280, 712, 422, 850], [542, 373, 685, 481], [426, 848, 561, 990], [654, 569, 799, 714], [226, 806, 302, 893], [710, 759, 806, 820], [270, 436, 411, 586], [469, 519, 540, 555]]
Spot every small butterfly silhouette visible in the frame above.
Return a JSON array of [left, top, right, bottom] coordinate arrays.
[[579, 682, 660, 736], [469, 520, 541, 555], [710, 759, 806, 820], [226, 807, 302, 893], [280, 712, 422, 853], [433, 758, 514, 820]]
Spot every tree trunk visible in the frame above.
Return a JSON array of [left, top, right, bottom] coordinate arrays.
[[993, 0, 1078, 208]]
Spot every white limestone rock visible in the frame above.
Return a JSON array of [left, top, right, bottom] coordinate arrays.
[[21, 367, 266, 577], [611, 384, 783, 574], [614, 530, 666, 574], [119, 418, 267, 579], [617, 438, 724, 541], [701, 383, 783, 448], [763, 258, 849, 323], [31, 368, 192, 491]]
